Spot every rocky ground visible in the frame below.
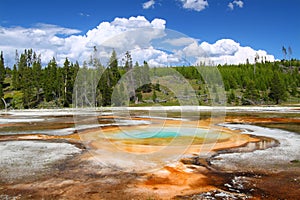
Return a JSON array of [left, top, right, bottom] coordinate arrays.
[[0, 108, 299, 199]]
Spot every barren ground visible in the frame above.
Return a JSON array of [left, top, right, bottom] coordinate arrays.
[[0, 108, 299, 199]]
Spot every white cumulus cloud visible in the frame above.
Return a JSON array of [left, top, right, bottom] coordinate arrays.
[[143, 0, 155, 9], [179, 39, 275, 65], [234, 0, 244, 8], [0, 16, 274, 67], [228, 2, 234, 10], [130, 46, 181, 67], [201, 39, 239, 56], [0, 16, 167, 66], [163, 37, 197, 47], [180, 0, 209, 12], [0, 24, 81, 66], [228, 0, 244, 10]]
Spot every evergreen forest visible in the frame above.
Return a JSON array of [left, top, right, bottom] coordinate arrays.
[[0, 49, 299, 109]]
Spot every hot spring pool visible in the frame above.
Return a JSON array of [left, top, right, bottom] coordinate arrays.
[[101, 127, 228, 141]]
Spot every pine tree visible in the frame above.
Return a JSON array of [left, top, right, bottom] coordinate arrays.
[[140, 61, 152, 93], [0, 51, 5, 109], [133, 62, 142, 88], [0, 83, 4, 109], [12, 64, 18, 89], [124, 51, 132, 72], [227, 90, 236, 105], [71, 61, 80, 106], [109, 49, 121, 86], [17, 50, 35, 108], [32, 53, 42, 104], [0, 51, 5, 84], [243, 80, 260, 105], [43, 58, 58, 102], [123, 51, 135, 101], [62, 58, 72, 107], [269, 72, 287, 104], [282, 46, 287, 60], [288, 46, 293, 67], [102, 70, 113, 106]]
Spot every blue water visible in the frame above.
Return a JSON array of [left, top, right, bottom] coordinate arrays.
[[125, 131, 179, 139], [106, 127, 211, 139]]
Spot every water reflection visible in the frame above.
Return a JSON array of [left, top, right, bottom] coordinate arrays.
[[231, 136, 279, 153]]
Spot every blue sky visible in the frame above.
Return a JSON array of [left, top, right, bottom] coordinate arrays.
[[0, 0, 299, 66]]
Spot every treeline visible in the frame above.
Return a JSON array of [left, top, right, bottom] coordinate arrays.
[[74, 50, 152, 107], [0, 48, 300, 109], [172, 61, 300, 105], [1, 49, 80, 108], [0, 49, 153, 109]]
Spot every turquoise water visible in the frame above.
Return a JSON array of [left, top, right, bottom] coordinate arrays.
[[105, 127, 213, 139], [123, 131, 179, 139]]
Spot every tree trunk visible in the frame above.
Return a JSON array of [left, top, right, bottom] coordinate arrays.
[[1, 97, 7, 110]]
